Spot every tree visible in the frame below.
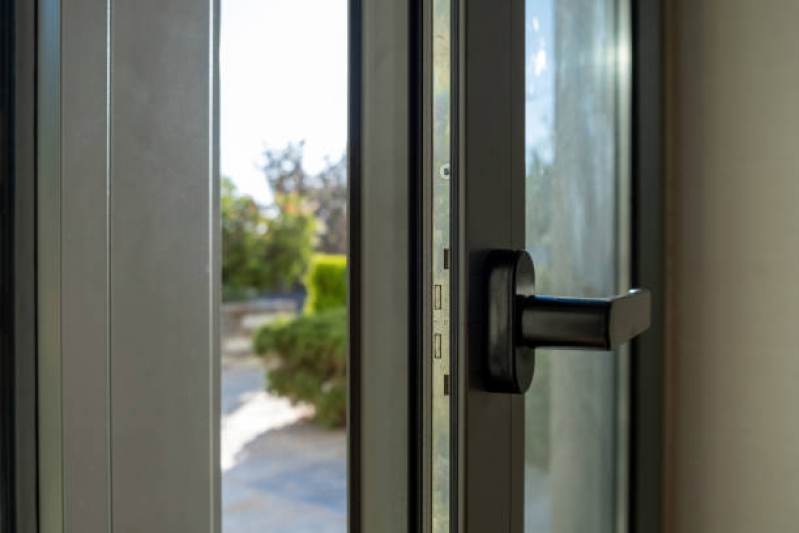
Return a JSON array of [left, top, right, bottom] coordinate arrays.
[[261, 142, 347, 254], [256, 193, 317, 293], [221, 177, 316, 300], [221, 176, 265, 299]]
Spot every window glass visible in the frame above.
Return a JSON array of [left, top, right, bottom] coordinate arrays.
[[524, 0, 626, 531]]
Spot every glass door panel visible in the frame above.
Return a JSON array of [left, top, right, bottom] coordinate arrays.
[[523, 0, 628, 531]]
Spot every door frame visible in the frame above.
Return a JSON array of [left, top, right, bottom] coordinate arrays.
[[348, 0, 424, 531], [3, 0, 39, 530], [455, 0, 526, 529], [449, 0, 668, 530], [629, 0, 666, 531], [5, 0, 220, 530], [0, 0, 15, 527]]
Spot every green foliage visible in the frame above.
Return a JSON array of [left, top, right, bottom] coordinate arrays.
[[221, 177, 266, 300], [304, 254, 347, 314], [252, 254, 347, 428], [258, 193, 317, 293], [221, 177, 316, 300], [254, 308, 347, 428]]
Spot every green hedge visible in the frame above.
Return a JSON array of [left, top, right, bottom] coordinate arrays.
[[254, 307, 347, 428], [304, 254, 346, 314]]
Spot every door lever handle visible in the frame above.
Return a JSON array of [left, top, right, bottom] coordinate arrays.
[[486, 250, 651, 394], [521, 290, 651, 350]]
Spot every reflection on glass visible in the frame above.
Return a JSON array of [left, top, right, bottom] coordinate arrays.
[[524, 0, 623, 532], [220, 1, 348, 531]]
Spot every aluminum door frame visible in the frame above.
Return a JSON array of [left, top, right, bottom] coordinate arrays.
[[349, 0, 425, 531], [452, 0, 667, 531], [455, 0, 526, 530], [1, 0, 38, 530], [13, 0, 428, 531], [4, 0, 43, 530], [35, 0, 220, 531], [630, 0, 666, 531]]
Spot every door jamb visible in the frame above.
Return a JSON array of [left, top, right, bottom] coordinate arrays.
[[630, 0, 666, 531], [2, 0, 40, 530], [348, 0, 424, 530]]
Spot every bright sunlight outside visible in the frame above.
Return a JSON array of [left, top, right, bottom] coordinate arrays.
[[219, 1, 348, 531]]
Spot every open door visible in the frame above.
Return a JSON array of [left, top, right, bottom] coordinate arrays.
[[433, 0, 657, 531], [10, 0, 661, 531]]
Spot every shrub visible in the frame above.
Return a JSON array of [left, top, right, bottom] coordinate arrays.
[[304, 254, 346, 314], [254, 307, 347, 428]]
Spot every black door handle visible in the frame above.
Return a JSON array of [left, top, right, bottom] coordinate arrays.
[[486, 250, 651, 394]]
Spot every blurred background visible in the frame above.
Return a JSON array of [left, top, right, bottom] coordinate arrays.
[[219, 1, 348, 531]]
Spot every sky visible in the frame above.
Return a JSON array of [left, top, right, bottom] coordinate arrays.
[[525, 0, 555, 166], [220, 0, 553, 203], [220, 0, 348, 204]]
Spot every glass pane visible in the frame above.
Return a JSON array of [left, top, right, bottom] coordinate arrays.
[[524, 0, 627, 531], [219, 1, 348, 531]]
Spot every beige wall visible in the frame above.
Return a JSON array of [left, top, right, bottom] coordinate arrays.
[[669, 1, 799, 531]]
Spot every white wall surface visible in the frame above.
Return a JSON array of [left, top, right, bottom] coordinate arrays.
[[670, 1, 799, 531]]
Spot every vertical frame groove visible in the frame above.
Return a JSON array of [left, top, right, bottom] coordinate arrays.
[[347, 0, 362, 530], [37, 0, 63, 527]]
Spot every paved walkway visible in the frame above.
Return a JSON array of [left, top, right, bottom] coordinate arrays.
[[222, 348, 346, 533], [220, 317, 552, 532]]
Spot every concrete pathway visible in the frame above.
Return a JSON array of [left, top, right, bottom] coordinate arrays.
[[221, 350, 346, 533]]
